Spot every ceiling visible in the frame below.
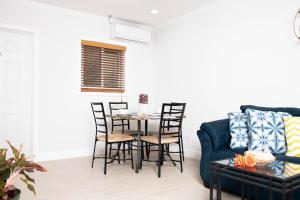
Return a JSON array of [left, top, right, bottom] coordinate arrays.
[[30, 0, 218, 26]]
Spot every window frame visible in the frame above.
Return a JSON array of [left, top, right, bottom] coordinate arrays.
[[80, 40, 126, 93]]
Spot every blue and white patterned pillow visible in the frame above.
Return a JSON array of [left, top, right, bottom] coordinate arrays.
[[228, 112, 249, 149], [268, 160, 285, 176], [246, 109, 291, 154]]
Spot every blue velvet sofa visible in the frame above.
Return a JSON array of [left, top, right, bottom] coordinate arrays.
[[197, 105, 300, 199]]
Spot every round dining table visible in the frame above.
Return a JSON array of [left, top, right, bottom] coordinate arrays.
[[108, 113, 161, 173]]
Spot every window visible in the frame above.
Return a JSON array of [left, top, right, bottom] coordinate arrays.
[[81, 40, 126, 93]]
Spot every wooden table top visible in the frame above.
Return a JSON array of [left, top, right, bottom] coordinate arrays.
[[107, 113, 161, 120], [107, 113, 184, 120]]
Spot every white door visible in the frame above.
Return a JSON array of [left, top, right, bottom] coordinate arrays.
[[0, 28, 34, 156]]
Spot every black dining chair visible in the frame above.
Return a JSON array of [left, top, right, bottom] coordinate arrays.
[[91, 102, 134, 175], [109, 102, 144, 156], [109, 102, 140, 135], [141, 103, 186, 177], [170, 102, 185, 160], [146, 102, 186, 161]]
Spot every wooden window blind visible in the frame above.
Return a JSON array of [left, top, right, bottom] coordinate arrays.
[[81, 40, 126, 93]]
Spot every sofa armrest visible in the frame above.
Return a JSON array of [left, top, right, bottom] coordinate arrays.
[[197, 130, 213, 184], [198, 130, 242, 185], [200, 119, 230, 151]]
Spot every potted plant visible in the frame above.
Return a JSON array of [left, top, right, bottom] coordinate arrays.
[[0, 141, 47, 200]]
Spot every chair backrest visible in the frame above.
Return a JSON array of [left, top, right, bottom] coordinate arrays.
[[109, 102, 130, 132], [158, 103, 186, 142], [164, 102, 185, 131], [91, 102, 108, 141]]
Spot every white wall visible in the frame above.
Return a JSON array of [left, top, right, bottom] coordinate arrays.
[[153, 0, 300, 158], [2, 0, 300, 161], [0, 0, 154, 161]]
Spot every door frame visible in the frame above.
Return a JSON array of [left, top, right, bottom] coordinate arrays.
[[0, 23, 39, 160]]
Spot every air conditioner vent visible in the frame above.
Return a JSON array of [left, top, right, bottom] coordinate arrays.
[[110, 22, 152, 44]]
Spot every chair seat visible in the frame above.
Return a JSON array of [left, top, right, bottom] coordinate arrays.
[[97, 133, 134, 143], [141, 135, 178, 144]]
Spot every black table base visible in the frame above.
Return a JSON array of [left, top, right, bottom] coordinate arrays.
[[210, 162, 298, 200]]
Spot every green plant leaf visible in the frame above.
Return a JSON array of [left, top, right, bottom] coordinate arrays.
[[0, 149, 7, 163], [20, 171, 35, 183], [6, 141, 20, 159], [20, 177, 27, 183], [27, 183, 36, 195], [0, 141, 46, 197], [0, 179, 5, 192], [20, 178, 36, 195], [0, 168, 10, 181]]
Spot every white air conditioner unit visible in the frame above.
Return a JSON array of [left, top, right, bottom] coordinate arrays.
[[110, 22, 152, 44]]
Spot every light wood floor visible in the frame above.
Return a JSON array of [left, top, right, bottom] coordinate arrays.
[[17, 156, 239, 200]]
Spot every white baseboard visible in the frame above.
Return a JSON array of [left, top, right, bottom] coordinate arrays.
[[34, 147, 200, 162], [34, 147, 93, 162]]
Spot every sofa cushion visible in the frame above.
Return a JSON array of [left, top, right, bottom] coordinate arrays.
[[246, 109, 291, 154], [200, 119, 230, 150], [240, 105, 300, 117], [228, 112, 249, 149], [283, 117, 300, 157], [284, 162, 300, 176]]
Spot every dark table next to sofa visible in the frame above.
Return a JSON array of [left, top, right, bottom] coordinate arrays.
[[197, 105, 300, 200]]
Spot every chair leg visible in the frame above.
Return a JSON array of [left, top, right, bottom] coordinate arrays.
[[147, 143, 152, 159], [140, 141, 143, 170], [130, 141, 134, 169], [123, 143, 126, 163], [166, 144, 170, 153], [158, 144, 162, 178], [91, 140, 97, 168], [178, 140, 183, 173], [128, 142, 131, 155], [109, 144, 112, 158], [161, 145, 165, 166], [146, 143, 150, 159], [165, 144, 176, 166], [104, 143, 108, 175], [145, 120, 150, 159], [117, 143, 121, 164], [141, 139, 144, 160], [180, 136, 185, 161]]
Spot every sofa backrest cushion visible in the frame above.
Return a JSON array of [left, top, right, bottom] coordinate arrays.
[[240, 105, 300, 117], [228, 112, 249, 149], [246, 108, 291, 154], [200, 119, 230, 150]]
